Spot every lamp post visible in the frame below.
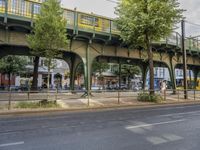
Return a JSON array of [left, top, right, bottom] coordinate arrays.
[[181, 20, 188, 99]]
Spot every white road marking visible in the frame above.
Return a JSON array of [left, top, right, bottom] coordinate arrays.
[[146, 136, 167, 145], [159, 110, 200, 117], [162, 134, 183, 141], [0, 141, 24, 147], [126, 119, 185, 129]]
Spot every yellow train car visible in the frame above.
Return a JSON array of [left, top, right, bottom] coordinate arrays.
[[7, 0, 32, 18], [0, 0, 5, 13], [2, 0, 116, 34], [78, 13, 110, 33]]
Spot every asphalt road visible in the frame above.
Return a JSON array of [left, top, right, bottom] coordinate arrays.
[[1, 104, 200, 150]]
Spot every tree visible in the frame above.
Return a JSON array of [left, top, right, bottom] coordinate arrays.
[[0, 56, 27, 90], [27, 0, 68, 91], [121, 65, 141, 89], [31, 56, 39, 90], [92, 60, 109, 89], [116, 0, 183, 94]]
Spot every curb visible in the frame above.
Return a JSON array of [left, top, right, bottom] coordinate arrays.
[[1, 101, 200, 117]]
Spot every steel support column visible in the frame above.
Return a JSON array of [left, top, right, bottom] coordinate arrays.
[[169, 56, 177, 93], [83, 40, 94, 97], [69, 55, 82, 91]]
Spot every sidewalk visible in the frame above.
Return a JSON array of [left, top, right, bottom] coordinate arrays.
[[1, 93, 200, 116]]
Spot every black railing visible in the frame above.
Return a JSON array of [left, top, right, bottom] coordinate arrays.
[[0, 89, 200, 110]]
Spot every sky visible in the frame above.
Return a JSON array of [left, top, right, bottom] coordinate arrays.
[[61, 0, 200, 36]]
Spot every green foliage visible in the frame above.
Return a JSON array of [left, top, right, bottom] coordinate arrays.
[[137, 92, 163, 103], [121, 64, 141, 77], [27, 0, 69, 90], [92, 60, 110, 75], [116, 0, 183, 93], [115, 0, 183, 48], [92, 60, 110, 84], [27, 0, 68, 59], [15, 100, 60, 109], [44, 59, 57, 69], [0, 55, 27, 74]]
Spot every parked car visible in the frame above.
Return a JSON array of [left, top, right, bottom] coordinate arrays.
[[19, 85, 29, 91], [91, 86, 103, 91], [0, 85, 5, 90], [119, 84, 128, 90]]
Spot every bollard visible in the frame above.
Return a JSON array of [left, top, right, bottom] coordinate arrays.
[[55, 88, 58, 101], [118, 90, 120, 104], [177, 89, 180, 101], [8, 88, 11, 110], [194, 90, 196, 101], [87, 93, 90, 107], [164, 89, 166, 101], [27, 89, 30, 101]]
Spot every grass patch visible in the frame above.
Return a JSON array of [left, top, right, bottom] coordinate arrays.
[[15, 100, 61, 109], [137, 92, 163, 103]]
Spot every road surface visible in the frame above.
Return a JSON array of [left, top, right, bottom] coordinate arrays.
[[1, 104, 200, 150]]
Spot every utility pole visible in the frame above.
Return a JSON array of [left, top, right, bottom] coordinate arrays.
[[181, 20, 188, 99]]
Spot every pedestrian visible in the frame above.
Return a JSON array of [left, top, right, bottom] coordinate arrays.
[[159, 80, 162, 93], [161, 80, 167, 94]]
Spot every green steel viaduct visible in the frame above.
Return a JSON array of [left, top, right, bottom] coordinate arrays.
[[0, 0, 200, 92]]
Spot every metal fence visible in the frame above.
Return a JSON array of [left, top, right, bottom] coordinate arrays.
[[0, 89, 200, 110]]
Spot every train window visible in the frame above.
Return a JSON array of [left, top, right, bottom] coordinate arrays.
[[64, 10, 74, 25], [29, 0, 45, 2], [21, 1, 25, 15], [0, 0, 5, 7], [33, 3, 40, 14], [11, 0, 18, 13], [80, 15, 99, 27]]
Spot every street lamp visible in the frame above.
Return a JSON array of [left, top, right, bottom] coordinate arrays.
[[181, 20, 188, 99]]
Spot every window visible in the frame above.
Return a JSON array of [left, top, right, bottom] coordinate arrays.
[[80, 14, 99, 27], [0, 0, 5, 13], [65, 11, 74, 25], [180, 70, 183, 76], [40, 59, 44, 66], [154, 68, 158, 77], [5, 74, 12, 80], [21, 0, 25, 15], [159, 68, 164, 78], [33, 3, 40, 14], [0, 0, 5, 7]]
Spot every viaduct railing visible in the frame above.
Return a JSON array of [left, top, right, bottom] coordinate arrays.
[[0, 0, 200, 53]]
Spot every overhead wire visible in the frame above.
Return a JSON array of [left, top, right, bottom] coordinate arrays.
[[105, 0, 118, 4], [185, 20, 200, 27]]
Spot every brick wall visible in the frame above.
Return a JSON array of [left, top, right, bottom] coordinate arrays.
[[0, 73, 15, 86]]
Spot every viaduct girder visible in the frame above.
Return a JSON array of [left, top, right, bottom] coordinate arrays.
[[0, 0, 200, 91]]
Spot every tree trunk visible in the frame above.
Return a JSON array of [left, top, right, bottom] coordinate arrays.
[[145, 34, 154, 95], [31, 56, 39, 91], [119, 63, 121, 90], [8, 73, 11, 91], [128, 75, 130, 90], [47, 58, 51, 96], [189, 70, 192, 89]]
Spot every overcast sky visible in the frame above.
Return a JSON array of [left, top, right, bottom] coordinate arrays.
[[61, 0, 200, 36]]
